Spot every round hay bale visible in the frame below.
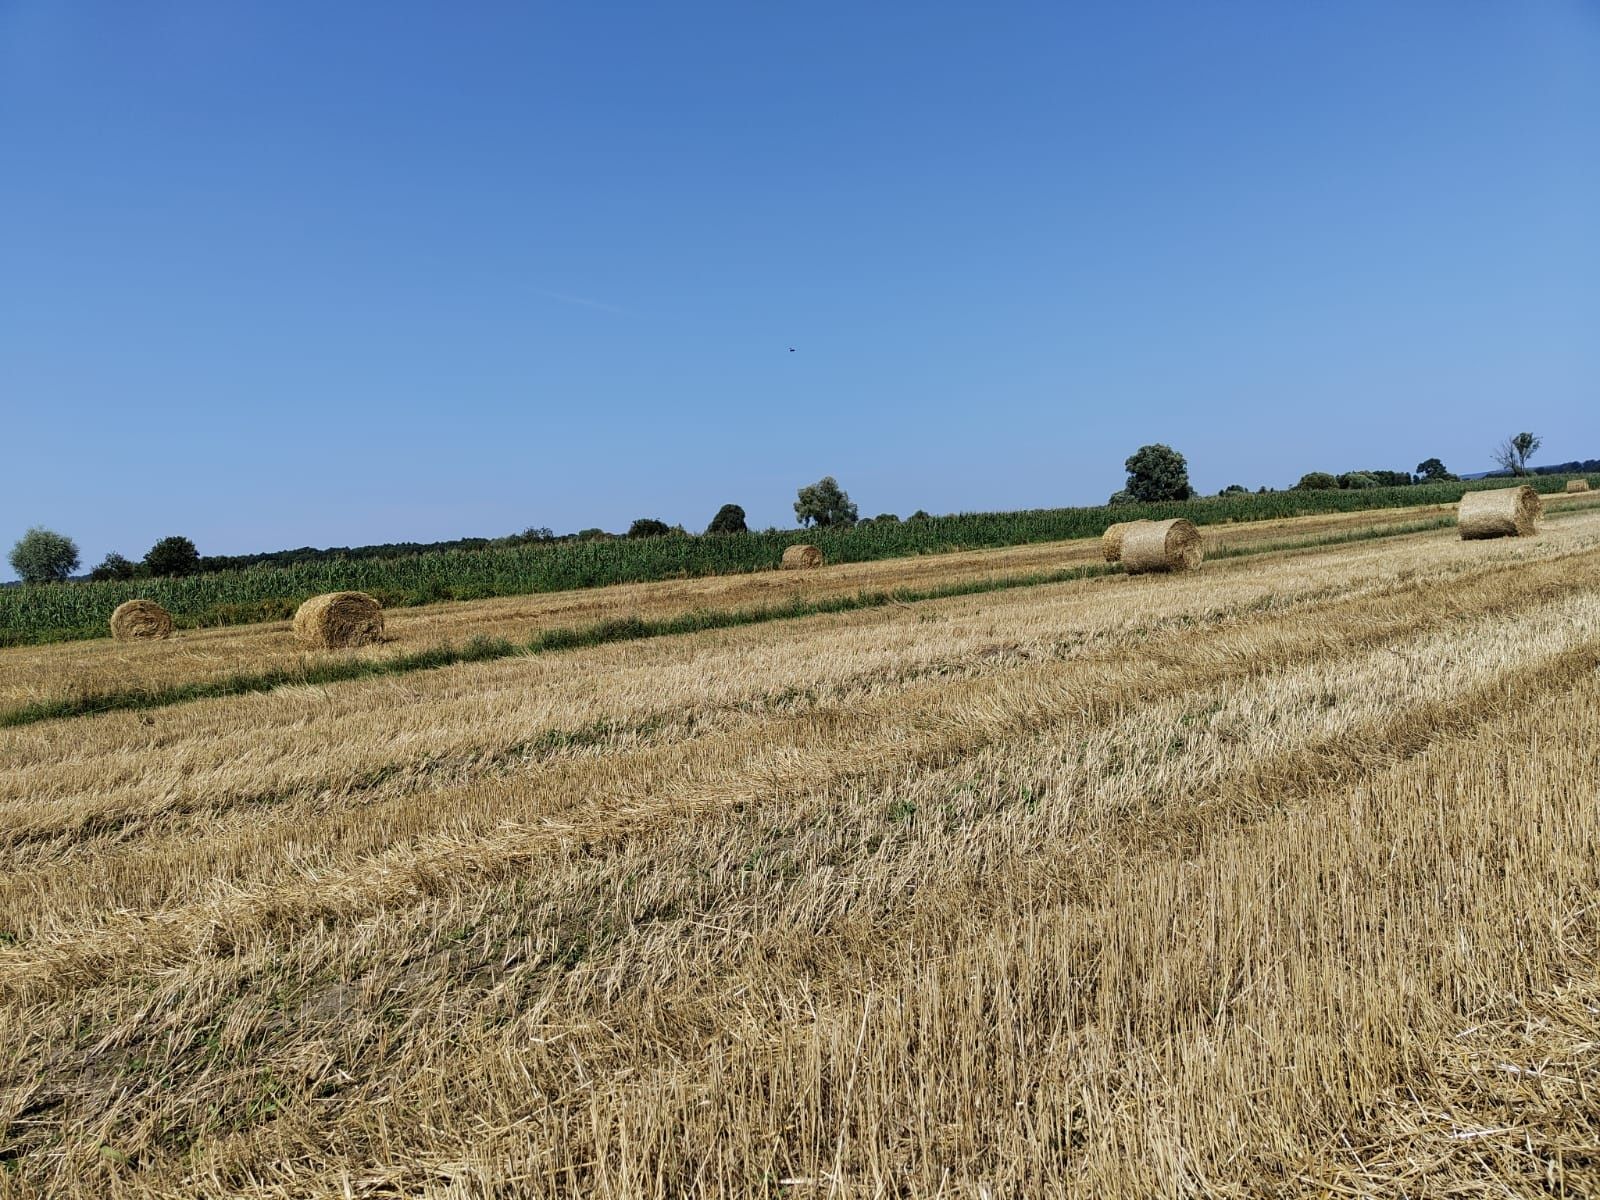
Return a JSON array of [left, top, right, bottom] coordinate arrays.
[[109, 599, 174, 641], [1121, 518, 1203, 575], [781, 544, 824, 571], [293, 591, 385, 649], [1101, 520, 1152, 563], [1567, 479, 1590, 493], [1458, 485, 1540, 540]]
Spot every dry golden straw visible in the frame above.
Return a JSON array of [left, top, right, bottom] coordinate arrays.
[[1458, 485, 1541, 540], [1101, 520, 1151, 563], [1121, 518, 1203, 574], [781, 544, 824, 570], [293, 591, 385, 649], [1568, 479, 1590, 493], [108, 599, 174, 641]]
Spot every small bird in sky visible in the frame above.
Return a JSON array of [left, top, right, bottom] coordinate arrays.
[[788, 346, 796, 352]]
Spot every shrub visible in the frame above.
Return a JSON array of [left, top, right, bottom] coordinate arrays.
[[144, 536, 201, 578], [628, 518, 672, 539], [706, 504, 748, 535], [1120, 445, 1193, 503], [794, 477, 858, 528], [1294, 472, 1338, 491], [88, 552, 139, 582], [8, 527, 80, 583]]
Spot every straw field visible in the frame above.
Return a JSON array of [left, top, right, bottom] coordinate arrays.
[[3, 501, 1600, 1197]]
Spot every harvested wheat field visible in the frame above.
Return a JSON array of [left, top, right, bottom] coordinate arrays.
[[4, 505, 1600, 1197], [0, 499, 1550, 716]]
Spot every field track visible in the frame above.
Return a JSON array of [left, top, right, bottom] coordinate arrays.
[[3, 502, 1600, 1196]]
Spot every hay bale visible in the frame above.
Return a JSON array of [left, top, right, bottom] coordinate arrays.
[[1101, 520, 1152, 563], [1458, 485, 1541, 540], [1567, 479, 1590, 493], [781, 544, 824, 570], [293, 591, 385, 649], [1121, 518, 1203, 574], [109, 599, 174, 641]]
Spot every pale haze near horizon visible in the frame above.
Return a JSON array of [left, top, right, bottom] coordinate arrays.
[[2, 1, 1596, 580]]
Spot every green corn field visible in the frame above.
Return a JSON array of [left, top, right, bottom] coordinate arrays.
[[2, 476, 1590, 647]]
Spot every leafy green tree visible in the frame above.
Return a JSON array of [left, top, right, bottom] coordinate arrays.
[[1217, 484, 1247, 496], [1415, 457, 1456, 482], [1294, 472, 1338, 491], [627, 518, 671, 538], [88, 552, 139, 582], [872, 513, 899, 523], [794, 476, 858, 528], [1492, 432, 1541, 476], [908, 510, 932, 521], [8, 527, 79, 583], [144, 535, 201, 577], [1120, 444, 1193, 503], [1338, 472, 1380, 489], [706, 504, 748, 535], [576, 528, 610, 541]]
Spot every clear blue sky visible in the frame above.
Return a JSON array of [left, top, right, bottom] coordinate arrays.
[[3, 2, 1596, 577]]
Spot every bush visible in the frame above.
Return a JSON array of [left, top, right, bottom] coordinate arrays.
[[628, 518, 671, 539], [794, 477, 858, 528], [706, 504, 748, 535], [1120, 444, 1193, 503], [1218, 484, 1247, 496], [908, 510, 932, 521], [88, 552, 139, 582], [144, 536, 201, 578], [8, 527, 79, 583], [1294, 472, 1339, 491], [1338, 472, 1380, 490]]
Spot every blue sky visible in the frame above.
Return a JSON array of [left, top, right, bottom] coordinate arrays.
[[2, 2, 1596, 577]]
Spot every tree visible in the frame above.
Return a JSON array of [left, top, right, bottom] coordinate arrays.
[[576, 528, 610, 541], [1415, 458, 1457, 482], [8, 527, 79, 583], [1491, 432, 1541, 476], [88, 552, 139, 582], [1119, 444, 1193, 503], [1294, 472, 1339, 491], [1338, 472, 1380, 490], [1217, 484, 1247, 496], [627, 518, 671, 538], [794, 476, 858, 528], [872, 513, 900, 523], [908, 510, 932, 521], [144, 535, 201, 577], [706, 504, 748, 535]]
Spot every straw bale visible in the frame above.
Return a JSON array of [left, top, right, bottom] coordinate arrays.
[[1102, 520, 1152, 563], [1458, 486, 1540, 540], [109, 599, 174, 641], [1121, 518, 1203, 574], [293, 591, 385, 649], [781, 544, 824, 570]]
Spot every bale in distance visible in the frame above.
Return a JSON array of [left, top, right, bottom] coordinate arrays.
[[1102, 520, 1152, 563], [109, 599, 174, 641], [781, 544, 825, 570], [1458, 485, 1541, 540], [1568, 479, 1591, 494], [293, 591, 385, 649], [1121, 518, 1203, 575]]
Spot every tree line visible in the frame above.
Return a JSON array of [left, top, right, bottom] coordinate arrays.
[[2, 431, 1568, 585]]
